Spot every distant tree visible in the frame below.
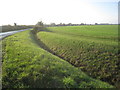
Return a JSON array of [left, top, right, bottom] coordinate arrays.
[[50, 23, 56, 26], [8, 24, 11, 26], [95, 23, 98, 25], [80, 23, 84, 25], [14, 23, 17, 26], [62, 23, 65, 26], [36, 21, 44, 26], [68, 23, 72, 26], [59, 23, 63, 26]]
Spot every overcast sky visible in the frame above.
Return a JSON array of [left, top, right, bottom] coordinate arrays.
[[0, 0, 119, 25]]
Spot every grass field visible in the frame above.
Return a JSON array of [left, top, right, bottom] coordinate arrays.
[[37, 25, 119, 88], [2, 29, 114, 88]]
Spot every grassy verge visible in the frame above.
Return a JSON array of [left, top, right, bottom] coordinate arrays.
[[2, 30, 114, 88], [36, 25, 120, 88], [1, 25, 33, 32]]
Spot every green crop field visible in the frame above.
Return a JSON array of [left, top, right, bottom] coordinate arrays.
[[36, 25, 119, 88], [2, 29, 114, 88], [2, 25, 119, 88]]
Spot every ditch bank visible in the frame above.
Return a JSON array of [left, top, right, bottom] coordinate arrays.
[[31, 26, 119, 88]]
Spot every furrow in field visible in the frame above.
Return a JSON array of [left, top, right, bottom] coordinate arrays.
[[30, 30, 76, 66]]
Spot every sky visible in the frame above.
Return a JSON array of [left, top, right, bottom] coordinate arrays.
[[0, 0, 119, 25]]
